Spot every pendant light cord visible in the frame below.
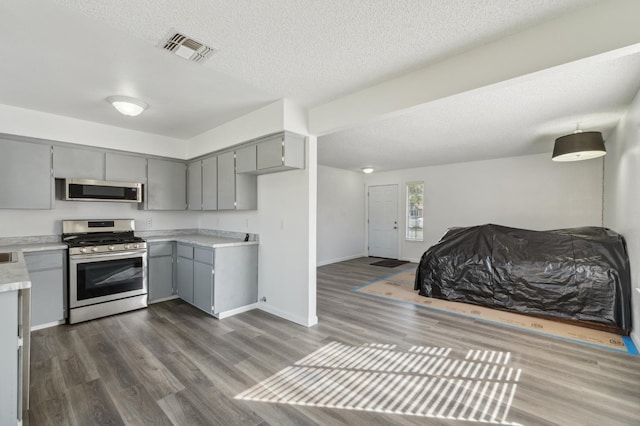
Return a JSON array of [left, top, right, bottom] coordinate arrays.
[[601, 156, 605, 227]]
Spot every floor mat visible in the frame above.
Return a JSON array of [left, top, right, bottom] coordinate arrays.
[[354, 268, 638, 355], [370, 258, 409, 268]]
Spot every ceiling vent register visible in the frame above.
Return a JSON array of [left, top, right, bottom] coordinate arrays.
[[162, 32, 217, 64]]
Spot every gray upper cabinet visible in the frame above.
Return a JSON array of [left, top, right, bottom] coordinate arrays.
[[0, 138, 52, 209], [146, 158, 186, 210], [217, 152, 236, 210], [202, 156, 218, 210], [105, 153, 147, 183], [53, 145, 104, 179], [236, 145, 257, 173], [256, 132, 305, 174], [187, 161, 202, 211], [218, 151, 257, 210], [236, 173, 257, 210]]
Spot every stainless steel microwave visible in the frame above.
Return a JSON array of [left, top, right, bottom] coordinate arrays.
[[64, 178, 143, 203]]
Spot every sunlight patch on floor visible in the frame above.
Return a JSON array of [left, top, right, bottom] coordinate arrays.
[[235, 341, 522, 425]]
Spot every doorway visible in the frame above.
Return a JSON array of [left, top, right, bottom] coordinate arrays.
[[368, 184, 398, 259]]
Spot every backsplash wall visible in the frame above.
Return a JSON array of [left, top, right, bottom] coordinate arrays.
[[0, 200, 199, 237]]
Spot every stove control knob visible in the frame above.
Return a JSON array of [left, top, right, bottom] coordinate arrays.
[[133, 244, 139, 249], [92, 247, 99, 252], [81, 248, 89, 254], [108, 245, 115, 251]]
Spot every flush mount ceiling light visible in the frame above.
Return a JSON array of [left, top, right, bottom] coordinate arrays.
[[552, 130, 606, 162], [362, 167, 375, 174], [107, 96, 148, 117]]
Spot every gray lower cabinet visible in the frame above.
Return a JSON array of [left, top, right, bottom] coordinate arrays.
[[0, 137, 52, 209], [148, 242, 175, 302], [53, 145, 104, 179], [146, 158, 187, 210], [174, 243, 258, 317], [25, 250, 65, 328], [176, 244, 194, 304], [105, 153, 147, 183], [0, 290, 22, 425], [193, 256, 214, 314], [214, 245, 258, 314]]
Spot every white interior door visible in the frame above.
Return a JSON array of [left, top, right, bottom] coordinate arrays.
[[368, 184, 398, 259]]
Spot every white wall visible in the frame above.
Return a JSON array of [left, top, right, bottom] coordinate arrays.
[[188, 100, 285, 158], [0, 201, 198, 237], [317, 165, 366, 265], [604, 87, 640, 348], [0, 104, 186, 158], [365, 153, 603, 262]]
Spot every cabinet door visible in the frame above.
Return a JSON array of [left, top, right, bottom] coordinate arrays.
[[214, 245, 258, 313], [236, 173, 257, 210], [147, 159, 186, 210], [257, 135, 284, 170], [176, 257, 193, 304], [105, 153, 147, 183], [187, 161, 202, 211], [0, 138, 52, 209], [193, 261, 214, 314], [202, 156, 218, 210], [53, 146, 104, 179], [236, 145, 257, 173], [0, 291, 18, 425], [217, 152, 236, 210], [149, 256, 174, 302], [29, 269, 64, 326]]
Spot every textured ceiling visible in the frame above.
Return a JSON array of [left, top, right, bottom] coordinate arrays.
[[318, 52, 640, 171], [2, 0, 637, 170], [50, 0, 597, 107]]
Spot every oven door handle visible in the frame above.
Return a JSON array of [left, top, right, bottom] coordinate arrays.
[[70, 250, 147, 261]]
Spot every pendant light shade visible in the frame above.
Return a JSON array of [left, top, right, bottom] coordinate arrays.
[[552, 131, 606, 162]]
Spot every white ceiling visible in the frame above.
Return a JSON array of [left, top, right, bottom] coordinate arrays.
[[2, 0, 638, 170], [318, 52, 640, 170]]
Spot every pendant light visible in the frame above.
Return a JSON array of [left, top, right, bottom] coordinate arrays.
[[552, 126, 605, 162]]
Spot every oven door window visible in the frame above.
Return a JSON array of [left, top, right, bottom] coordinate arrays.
[[76, 257, 143, 300]]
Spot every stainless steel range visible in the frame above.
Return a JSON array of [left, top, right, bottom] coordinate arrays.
[[62, 219, 147, 324]]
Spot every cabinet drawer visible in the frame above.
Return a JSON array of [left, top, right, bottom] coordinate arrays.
[[177, 244, 194, 259], [25, 251, 64, 271], [149, 242, 173, 257], [194, 247, 214, 264]]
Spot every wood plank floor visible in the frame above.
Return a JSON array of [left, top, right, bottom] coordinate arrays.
[[26, 257, 640, 425]]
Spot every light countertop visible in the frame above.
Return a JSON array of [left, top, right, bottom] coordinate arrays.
[[145, 233, 258, 248], [0, 242, 67, 293]]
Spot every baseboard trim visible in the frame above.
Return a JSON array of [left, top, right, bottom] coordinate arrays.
[[215, 303, 258, 319], [317, 253, 367, 267], [258, 304, 318, 327], [148, 295, 179, 304], [30, 319, 65, 331]]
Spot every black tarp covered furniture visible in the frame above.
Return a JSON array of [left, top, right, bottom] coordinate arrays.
[[414, 224, 632, 334]]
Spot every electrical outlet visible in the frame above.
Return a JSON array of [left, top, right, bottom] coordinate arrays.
[[146, 218, 152, 228]]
